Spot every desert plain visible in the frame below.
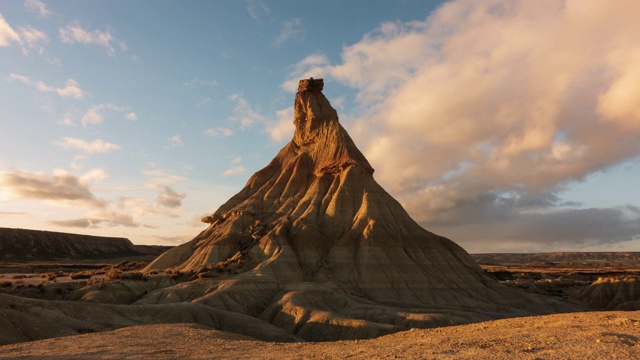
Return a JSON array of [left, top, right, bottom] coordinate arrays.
[[2, 246, 640, 359]]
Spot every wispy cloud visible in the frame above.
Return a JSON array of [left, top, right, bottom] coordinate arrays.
[[55, 137, 121, 154], [168, 134, 182, 146], [281, 53, 330, 92], [228, 93, 264, 129], [7, 73, 84, 99], [273, 18, 305, 47], [0, 15, 21, 47], [196, 97, 212, 108], [182, 78, 218, 88], [59, 22, 127, 55], [24, 0, 51, 17], [17, 25, 48, 55], [285, 0, 640, 251], [0, 168, 106, 208], [142, 169, 187, 186], [70, 155, 88, 170], [246, 0, 270, 21], [223, 166, 246, 176], [49, 211, 139, 228], [80, 103, 132, 127], [203, 127, 233, 137]]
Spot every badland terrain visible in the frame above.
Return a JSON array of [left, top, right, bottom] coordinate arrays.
[[2, 79, 639, 358]]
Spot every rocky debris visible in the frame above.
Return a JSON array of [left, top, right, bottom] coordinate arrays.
[[0, 228, 170, 262]]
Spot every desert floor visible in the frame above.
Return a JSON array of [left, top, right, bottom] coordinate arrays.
[[1, 310, 639, 359]]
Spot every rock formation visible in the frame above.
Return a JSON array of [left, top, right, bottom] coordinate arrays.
[[0, 228, 169, 262], [136, 78, 581, 340]]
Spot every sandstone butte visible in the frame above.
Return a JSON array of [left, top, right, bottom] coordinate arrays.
[[138, 78, 580, 340], [0, 79, 585, 346]]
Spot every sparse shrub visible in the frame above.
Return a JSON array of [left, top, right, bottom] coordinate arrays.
[[105, 268, 122, 280], [46, 271, 64, 281], [0, 280, 12, 287], [12, 274, 27, 279]]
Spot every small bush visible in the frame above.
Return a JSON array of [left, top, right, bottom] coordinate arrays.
[[105, 268, 122, 280], [0, 280, 12, 287], [12, 274, 27, 279]]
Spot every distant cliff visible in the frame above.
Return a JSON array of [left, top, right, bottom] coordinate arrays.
[[0, 228, 170, 262]]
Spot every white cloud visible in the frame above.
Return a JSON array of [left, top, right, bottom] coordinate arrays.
[[284, 0, 640, 249], [55, 137, 121, 154], [266, 107, 294, 143], [281, 53, 330, 92], [18, 25, 48, 55], [274, 18, 305, 47], [203, 127, 233, 137], [228, 93, 264, 129], [57, 112, 74, 126], [231, 156, 242, 164], [0, 14, 20, 47], [24, 0, 51, 17], [224, 166, 246, 176], [7, 73, 84, 99], [81, 106, 104, 126], [59, 22, 127, 55], [168, 135, 182, 146], [81, 104, 130, 127]]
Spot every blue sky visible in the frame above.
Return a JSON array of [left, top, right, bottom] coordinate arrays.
[[2, 0, 640, 253]]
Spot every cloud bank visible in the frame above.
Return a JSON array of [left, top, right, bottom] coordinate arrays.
[[285, 0, 640, 251], [0, 168, 106, 208]]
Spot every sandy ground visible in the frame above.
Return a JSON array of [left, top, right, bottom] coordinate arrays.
[[1, 310, 639, 359]]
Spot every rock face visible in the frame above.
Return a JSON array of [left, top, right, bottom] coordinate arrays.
[[0, 228, 168, 262], [141, 79, 579, 340]]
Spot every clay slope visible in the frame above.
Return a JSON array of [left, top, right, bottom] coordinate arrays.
[[572, 277, 640, 310], [0, 228, 169, 262], [137, 78, 580, 340]]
